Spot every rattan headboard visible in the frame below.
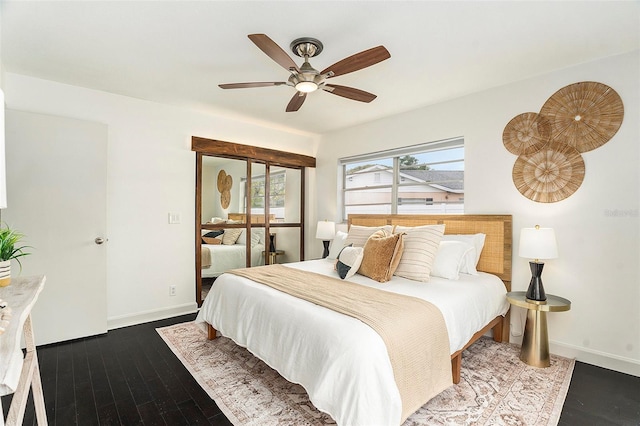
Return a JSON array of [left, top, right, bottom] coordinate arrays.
[[347, 214, 512, 290]]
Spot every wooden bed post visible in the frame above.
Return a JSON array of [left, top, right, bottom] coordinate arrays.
[[451, 354, 462, 384], [207, 323, 218, 340], [497, 310, 510, 343]]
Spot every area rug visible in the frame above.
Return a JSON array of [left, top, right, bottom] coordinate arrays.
[[157, 322, 574, 426]]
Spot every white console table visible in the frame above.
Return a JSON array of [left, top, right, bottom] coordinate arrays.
[[0, 275, 47, 426]]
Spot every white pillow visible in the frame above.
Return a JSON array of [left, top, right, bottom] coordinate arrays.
[[328, 230, 348, 259], [393, 224, 445, 282], [251, 228, 264, 246], [431, 241, 475, 280], [345, 225, 394, 247], [335, 246, 364, 279], [235, 229, 265, 246], [442, 233, 486, 275]]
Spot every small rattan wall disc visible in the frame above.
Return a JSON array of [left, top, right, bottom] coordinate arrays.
[[540, 81, 624, 153], [220, 190, 231, 209], [503, 112, 551, 155], [512, 142, 585, 203]]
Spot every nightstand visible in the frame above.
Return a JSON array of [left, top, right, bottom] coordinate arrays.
[[263, 249, 284, 265], [506, 291, 571, 368]]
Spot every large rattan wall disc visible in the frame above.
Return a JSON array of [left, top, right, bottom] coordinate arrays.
[[502, 112, 552, 155], [512, 142, 585, 203], [540, 81, 624, 153]]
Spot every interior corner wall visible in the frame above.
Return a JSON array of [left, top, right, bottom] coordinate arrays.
[[315, 50, 640, 376], [3, 72, 318, 329]]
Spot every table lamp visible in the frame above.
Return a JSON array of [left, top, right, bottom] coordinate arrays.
[[519, 225, 558, 301], [315, 220, 335, 258]]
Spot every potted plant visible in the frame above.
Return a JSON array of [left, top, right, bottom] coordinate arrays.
[[0, 224, 31, 287]]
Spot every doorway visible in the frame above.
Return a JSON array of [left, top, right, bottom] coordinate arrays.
[[4, 110, 108, 345]]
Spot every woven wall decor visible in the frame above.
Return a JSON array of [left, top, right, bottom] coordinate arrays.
[[512, 142, 585, 203], [503, 81, 623, 203], [217, 170, 233, 209], [540, 81, 624, 153], [503, 112, 551, 155]]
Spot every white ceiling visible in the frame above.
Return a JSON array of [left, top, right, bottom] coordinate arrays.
[[2, 1, 638, 135]]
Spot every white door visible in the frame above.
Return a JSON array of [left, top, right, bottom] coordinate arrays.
[[4, 109, 108, 345]]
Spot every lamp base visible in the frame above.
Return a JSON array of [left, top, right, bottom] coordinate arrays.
[[526, 261, 547, 301], [322, 240, 330, 258]]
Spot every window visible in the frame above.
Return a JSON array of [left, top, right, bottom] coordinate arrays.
[[241, 169, 286, 218], [340, 138, 464, 219]]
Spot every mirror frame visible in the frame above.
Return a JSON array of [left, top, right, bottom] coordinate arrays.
[[193, 137, 316, 306]]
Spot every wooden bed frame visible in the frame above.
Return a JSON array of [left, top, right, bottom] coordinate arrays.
[[348, 214, 512, 383], [206, 213, 512, 384]]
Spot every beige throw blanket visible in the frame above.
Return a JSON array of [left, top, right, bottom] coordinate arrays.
[[229, 264, 452, 423], [201, 246, 211, 269]]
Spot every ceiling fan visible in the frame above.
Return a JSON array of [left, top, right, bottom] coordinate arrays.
[[219, 34, 391, 112]]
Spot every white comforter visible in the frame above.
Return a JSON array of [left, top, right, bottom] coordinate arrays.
[[195, 259, 509, 426], [201, 243, 265, 278]]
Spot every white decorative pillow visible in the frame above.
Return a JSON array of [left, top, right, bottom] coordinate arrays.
[[442, 233, 486, 275], [335, 246, 364, 279], [345, 225, 394, 247], [328, 231, 348, 259], [431, 241, 475, 280], [393, 224, 445, 282], [222, 228, 243, 245], [250, 229, 264, 246]]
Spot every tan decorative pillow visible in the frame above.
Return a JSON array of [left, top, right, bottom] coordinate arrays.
[[358, 230, 405, 283], [222, 228, 243, 245], [202, 236, 222, 245], [393, 224, 445, 282]]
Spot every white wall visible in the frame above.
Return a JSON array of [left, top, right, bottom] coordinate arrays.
[[0, 5, 6, 208], [315, 51, 640, 376], [3, 72, 319, 329]]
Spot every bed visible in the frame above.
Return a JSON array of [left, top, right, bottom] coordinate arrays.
[[201, 228, 266, 278], [195, 214, 512, 425]]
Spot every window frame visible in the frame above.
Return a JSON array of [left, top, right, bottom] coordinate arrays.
[[339, 137, 464, 221]]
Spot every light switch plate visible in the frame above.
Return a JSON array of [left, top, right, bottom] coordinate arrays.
[[168, 212, 181, 224]]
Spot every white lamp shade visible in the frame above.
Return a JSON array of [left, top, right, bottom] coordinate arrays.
[[519, 226, 558, 260], [315, 220, 335, 240]]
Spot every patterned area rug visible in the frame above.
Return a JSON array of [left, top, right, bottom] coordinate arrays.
[[157, 322, 574, 426]]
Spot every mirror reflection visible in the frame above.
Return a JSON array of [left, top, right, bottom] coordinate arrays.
[[197, 149, 308, 306]]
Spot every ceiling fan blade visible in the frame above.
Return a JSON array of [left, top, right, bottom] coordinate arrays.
[[323, 84, 377, 103], [219, 82, 287, 89], [286, 92, 307, 112], [248, 34, 300, 73], [321, 46, 390, 77]]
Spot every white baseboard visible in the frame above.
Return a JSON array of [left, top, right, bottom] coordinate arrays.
[[549, 340, 640, 377], [509, 313, 639, 377], [107, 302, 198, 330]]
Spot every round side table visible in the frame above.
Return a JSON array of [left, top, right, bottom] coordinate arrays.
[[506, 291, 571, 367]]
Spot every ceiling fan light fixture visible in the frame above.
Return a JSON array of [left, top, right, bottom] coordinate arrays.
[[295, 81, 318, 93], [221, 34, 390, 111]]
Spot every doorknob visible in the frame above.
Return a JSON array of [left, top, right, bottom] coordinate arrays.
[[95, 237, 106, 245]]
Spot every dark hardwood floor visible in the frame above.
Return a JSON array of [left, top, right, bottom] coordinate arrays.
[[2, 313, 639, 425]]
